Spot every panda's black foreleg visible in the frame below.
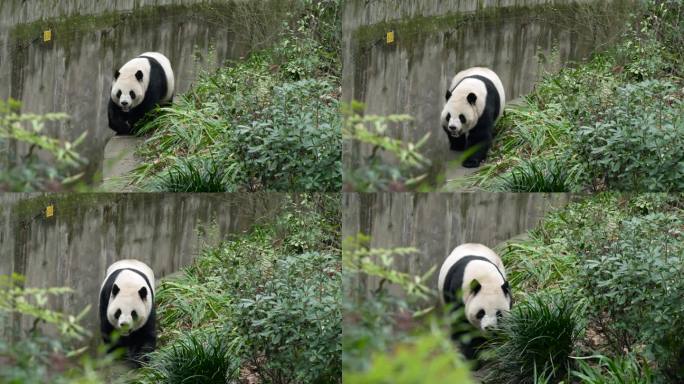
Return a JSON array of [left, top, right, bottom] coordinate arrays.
[[462, 122, 492, 168]]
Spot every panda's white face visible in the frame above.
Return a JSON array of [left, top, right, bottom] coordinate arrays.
[[441, 78, 487, 138], [111, 58, 150, 112], [441, 98, 478, 137], [464, 276, 512, 331], [111, 72, 144, 112], [106, 271, 151, 335]]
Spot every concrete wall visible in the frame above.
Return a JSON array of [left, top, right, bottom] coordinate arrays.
[[343, 192, 573, 295], [342, 0, 633, 185], [0, 193, 285, 341], [0, 0, 289, 180]]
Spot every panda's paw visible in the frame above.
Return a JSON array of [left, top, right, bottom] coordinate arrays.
[[462, 158, 482, 168]]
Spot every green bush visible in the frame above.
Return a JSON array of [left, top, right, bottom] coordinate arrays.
[[574, 80, 684, 191], [342, 105, 431, 192], [0, 274, 111, 383], [575, 210, 684, 380], [137, 196, 341, 384], [0, 99, 86, 192], [485, 293, 583, 384], [344, 333, 474, 384]]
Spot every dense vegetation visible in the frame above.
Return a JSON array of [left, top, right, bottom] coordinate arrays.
[[135, 195, 341, 383], [0, 195, 341, 383], [467, 0, 684, 192], [343, 194, 684, 383], [128, 0, 342, 192]]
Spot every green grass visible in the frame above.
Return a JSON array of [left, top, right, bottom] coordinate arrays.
[[485, 293, 583, 384]]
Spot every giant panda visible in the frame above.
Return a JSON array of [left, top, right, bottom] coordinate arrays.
[[437, 243, 512, 360], [99, 259, 156, 366], [440, 67, 505, 168], [108, 52, 175, 135]]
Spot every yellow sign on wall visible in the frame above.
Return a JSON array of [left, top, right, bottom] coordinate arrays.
[[386, 31, 395, 44], [43, 30, 52, 42], [46, 205, 54, 218]]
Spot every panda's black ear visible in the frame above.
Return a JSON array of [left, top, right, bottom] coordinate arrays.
[[135, 70, 144, 82], [114, 70, 120, 80], [112, 284, 120, 297], [445, 90, 452, 101], [138, 286, 148, 300], [469, 279, 482, 296], [502, 281, 510, 296], [467, 93, 477, 105]]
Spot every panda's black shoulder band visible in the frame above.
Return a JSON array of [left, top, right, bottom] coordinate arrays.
[[453, 255, 505, 280]]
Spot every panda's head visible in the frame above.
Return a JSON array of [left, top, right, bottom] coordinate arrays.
[[106, 270, 152, 335], [464, 272, 512, 331], [440, 79, 486, 137], [111, 58, 150, 112]]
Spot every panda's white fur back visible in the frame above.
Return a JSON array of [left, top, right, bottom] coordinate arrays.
[[449, 66, 505, 120], [437, 243, 505, 304], [140, 52, 175, 102]]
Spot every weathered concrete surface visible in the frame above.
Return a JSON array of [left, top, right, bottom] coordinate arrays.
[[342, 0, 633, 186], [0, 193, 285, 342], [0, 1, 290, 182], [1, 0, 208, 28], [343, 192, 573, 296], [102, 136, 144, 190]]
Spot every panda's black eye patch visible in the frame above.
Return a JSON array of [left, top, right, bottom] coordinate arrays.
[[114, 309, 121, 319], [131, 311, 138, 320], [445, 113, 451, 122], [130, 91, 136, 100], [116, 90, 122, 99], [459, 114, 466, 124], [496, 310, 502, 319], [476, 309, 485, 320]]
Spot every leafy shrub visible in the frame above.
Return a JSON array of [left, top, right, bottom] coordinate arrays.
[[344, 333, 474, 384], [0, 99, 86, 191], [485, 293, 583, 384], [342, 236, 434, 372], [137, 196, 341, 384], [0, 274, 111, 383], [575, 80, 684, 191], [575, 210, 684, 380], [228, 79, 341, 191], [343, 105, 430, 192], [573, 354, 655, 384]]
